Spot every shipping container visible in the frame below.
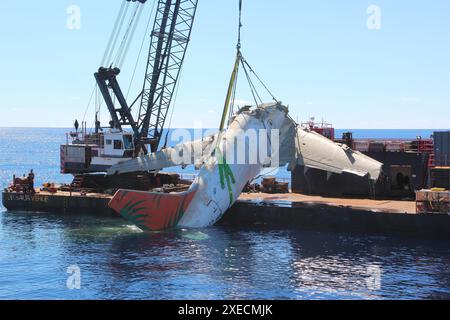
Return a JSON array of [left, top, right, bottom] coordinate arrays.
[[434, 131, 450, 166]]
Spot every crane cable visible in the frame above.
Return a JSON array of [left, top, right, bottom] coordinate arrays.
[[219, 0, 279, 134], [101, 0, 127, 67], [241, 60, 263, 106], [242, 58, 278, 103], [104, 1, 130, 67], [115, 2, 144, 69], [218, 0, 243, 133], [109, 3, 132, 67], [90, 1, 128, 123], [237, 0, 242, 51], [80, 1, 149, 130], [126, 0, 157, 101], [81, 84, 96, 123], [102, 0, 145, 68]]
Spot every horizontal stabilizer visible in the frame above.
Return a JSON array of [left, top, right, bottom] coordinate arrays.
[[295, 127, 382, 180]]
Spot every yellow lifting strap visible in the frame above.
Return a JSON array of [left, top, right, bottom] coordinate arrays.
[[218, 0, 243, 132], [219, 52, 240, 132]]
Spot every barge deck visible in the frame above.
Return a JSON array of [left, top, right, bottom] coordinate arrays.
[[3, 189, 449, 240]]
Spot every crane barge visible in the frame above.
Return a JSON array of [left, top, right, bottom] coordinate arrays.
[[3, 0, 385, 225], [60, 0, 198, 191]]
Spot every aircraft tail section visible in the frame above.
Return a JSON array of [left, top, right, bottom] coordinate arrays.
[[109, 189, 197, 231]]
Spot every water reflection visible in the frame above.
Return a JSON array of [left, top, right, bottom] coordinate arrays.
[[1, 210, 449, 299]]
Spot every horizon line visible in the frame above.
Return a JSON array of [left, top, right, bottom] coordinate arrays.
[[0, 126, 449, 130]]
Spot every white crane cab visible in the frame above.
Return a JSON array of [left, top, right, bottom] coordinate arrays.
[[103, 130, 134, 158], [60, 127, 135, 174]]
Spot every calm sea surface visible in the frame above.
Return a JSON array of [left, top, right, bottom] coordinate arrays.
[[0, 128, 449, 300]]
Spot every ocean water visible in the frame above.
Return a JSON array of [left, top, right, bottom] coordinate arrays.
[[0, 128, 449, 300]]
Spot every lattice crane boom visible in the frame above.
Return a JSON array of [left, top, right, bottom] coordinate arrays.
[[94, 0, 198, 155], [137, 0, 198, 153]]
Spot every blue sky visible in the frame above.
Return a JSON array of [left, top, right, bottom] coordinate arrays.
[[0, 0, 449, 129]]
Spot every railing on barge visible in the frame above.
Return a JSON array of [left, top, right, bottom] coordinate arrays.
[[333, 138, 434, 154]]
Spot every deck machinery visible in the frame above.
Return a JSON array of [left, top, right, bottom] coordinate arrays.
[[60, 0, 199, 190]]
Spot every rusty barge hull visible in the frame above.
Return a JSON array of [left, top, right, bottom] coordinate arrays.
[[223, 201, 450, 241], [2, 190, 450, 240], [2, 191, 114, 216]]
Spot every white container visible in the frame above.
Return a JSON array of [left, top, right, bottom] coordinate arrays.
[[353, 141, 370, 152], [386, 142, 405, 152]]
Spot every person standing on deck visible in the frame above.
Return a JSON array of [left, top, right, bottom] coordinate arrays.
[[27, 170, 35, 194]]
